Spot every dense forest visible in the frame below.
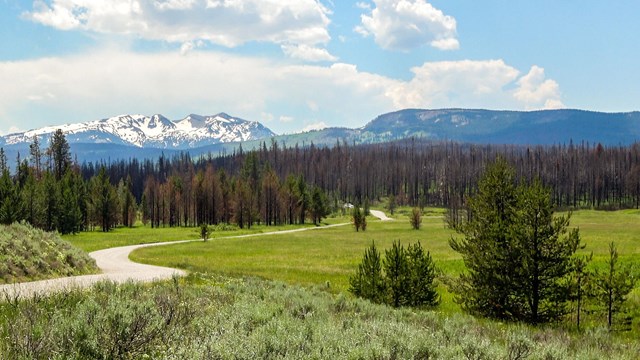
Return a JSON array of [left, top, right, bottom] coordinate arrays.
[[2, 130, 640, 234]]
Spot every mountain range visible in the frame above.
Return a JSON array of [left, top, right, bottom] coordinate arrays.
[[2, 108, 640, 164], [0, 113, 274, 149]]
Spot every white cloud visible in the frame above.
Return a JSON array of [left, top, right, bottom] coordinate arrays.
[[302, 121, 328, 132], [24, 0, 334, 60], [514, 66, 564, 109], [0, 50, 563, 135], [281, 44, 337, 62], [356, 0, 459, 51]]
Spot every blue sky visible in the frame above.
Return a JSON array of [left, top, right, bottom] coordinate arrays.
[[1, 0, 638, 135]]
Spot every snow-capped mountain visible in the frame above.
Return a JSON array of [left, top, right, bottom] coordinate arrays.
[[2, 113, 276, 149]]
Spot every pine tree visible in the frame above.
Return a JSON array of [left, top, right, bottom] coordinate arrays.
[[450, 159, 582, 323], [407, 242, 440, 307], [310, 186, 329, 225], [29, 136, 42, 178], [0, 169, 23, 224], [513, 179, 583, 324], [384, 241, 410, 308], [349, 242, 386, 304], [449, 159, 521, 319], [88, 167, 119, 232], [595, 242, 637, 330], [56, 170, 83, 234], [47, 129, 72, 180]]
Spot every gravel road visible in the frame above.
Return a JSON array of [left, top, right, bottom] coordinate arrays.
[[0, 222, 355, 299]]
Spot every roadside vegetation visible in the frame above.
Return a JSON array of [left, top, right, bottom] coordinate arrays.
[[1, 274, 639, 359], [0, 222, 97, 284]]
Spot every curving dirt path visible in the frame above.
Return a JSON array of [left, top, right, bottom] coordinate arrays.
[[369, 209, 393, 221], [0, 222, 352, 299]]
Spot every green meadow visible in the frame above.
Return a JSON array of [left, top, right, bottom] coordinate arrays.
[[61, 207, 640, 316]]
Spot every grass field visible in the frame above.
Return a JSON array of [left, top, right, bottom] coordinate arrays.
[[60, 207, 640, 317], [126, 208, 640, 316]]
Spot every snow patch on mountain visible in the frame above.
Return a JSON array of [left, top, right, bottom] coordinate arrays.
[[3, 113, 276, 149]]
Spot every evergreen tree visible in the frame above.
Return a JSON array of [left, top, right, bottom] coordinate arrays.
[[595, 242, 637, 330], [29, 135, 42, 178], [310, 186, 329, 225], [450, 159, 582, 323], [0, 170, 23, 224], [0, 148, 6, 175], [349, 242, 386, 304], [296, 175, 310, 224], [449, 159, 520, 319], [56, 170, 83, 234], [88, 167, 119, 232], [41, 171, 59, 231], [407, 242, 440, 307], [513, 179, 583, 324], [384, 241, 410, 308], [47, 129, 72, 180], [21, 171, 41, 226]]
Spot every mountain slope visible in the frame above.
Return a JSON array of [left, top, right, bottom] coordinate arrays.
[[359, 109, 640, 145], [3, 113, 275, 149], [2, 108, 640, 167]]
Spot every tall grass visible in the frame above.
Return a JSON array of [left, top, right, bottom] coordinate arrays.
[[1, 275, 638, 359]]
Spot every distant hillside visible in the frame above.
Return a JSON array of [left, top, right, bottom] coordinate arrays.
[[358, 109, 640, 145], [2, 108, 639, 165]]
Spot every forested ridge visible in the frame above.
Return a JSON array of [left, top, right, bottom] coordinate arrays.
[[2, 131, 640, 234]]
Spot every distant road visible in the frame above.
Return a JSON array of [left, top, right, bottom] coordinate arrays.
[[0, 221, 356, 299], [370, 209, 393, 221]]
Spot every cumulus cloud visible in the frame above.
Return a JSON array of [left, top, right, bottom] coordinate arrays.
[[356, 0, 459, 51], [0, 50, 562, 135], [281, 44, 338, 62], [24, 0, 335, 60], [514, 66, 564, 109]]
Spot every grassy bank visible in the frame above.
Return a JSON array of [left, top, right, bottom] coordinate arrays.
[[0, 223, 97, 284], [1, 274, 638, 359]]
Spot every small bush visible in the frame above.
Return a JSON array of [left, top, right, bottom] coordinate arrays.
[[410, 207, 422, 230]]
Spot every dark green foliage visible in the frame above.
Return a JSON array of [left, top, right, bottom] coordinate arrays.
[[351, 241, 439, 308], [450, 159, 582, 324], [0, 170, 23, 225], [384, 241, 410, 307], [47, 129, 72, 181], [406, 242, 439, 307], [349, 242, 386, 304], [310, 186, 329, 225], [410, 207, 422, 230], [87, 167, 119, 232], [0, 222, 96, 284], [594, 242, 637, 330]]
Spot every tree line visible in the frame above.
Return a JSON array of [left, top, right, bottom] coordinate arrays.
[[3, 133, 640, 233], [0, 130, 135, 234], [82, 138, 640, 213]]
